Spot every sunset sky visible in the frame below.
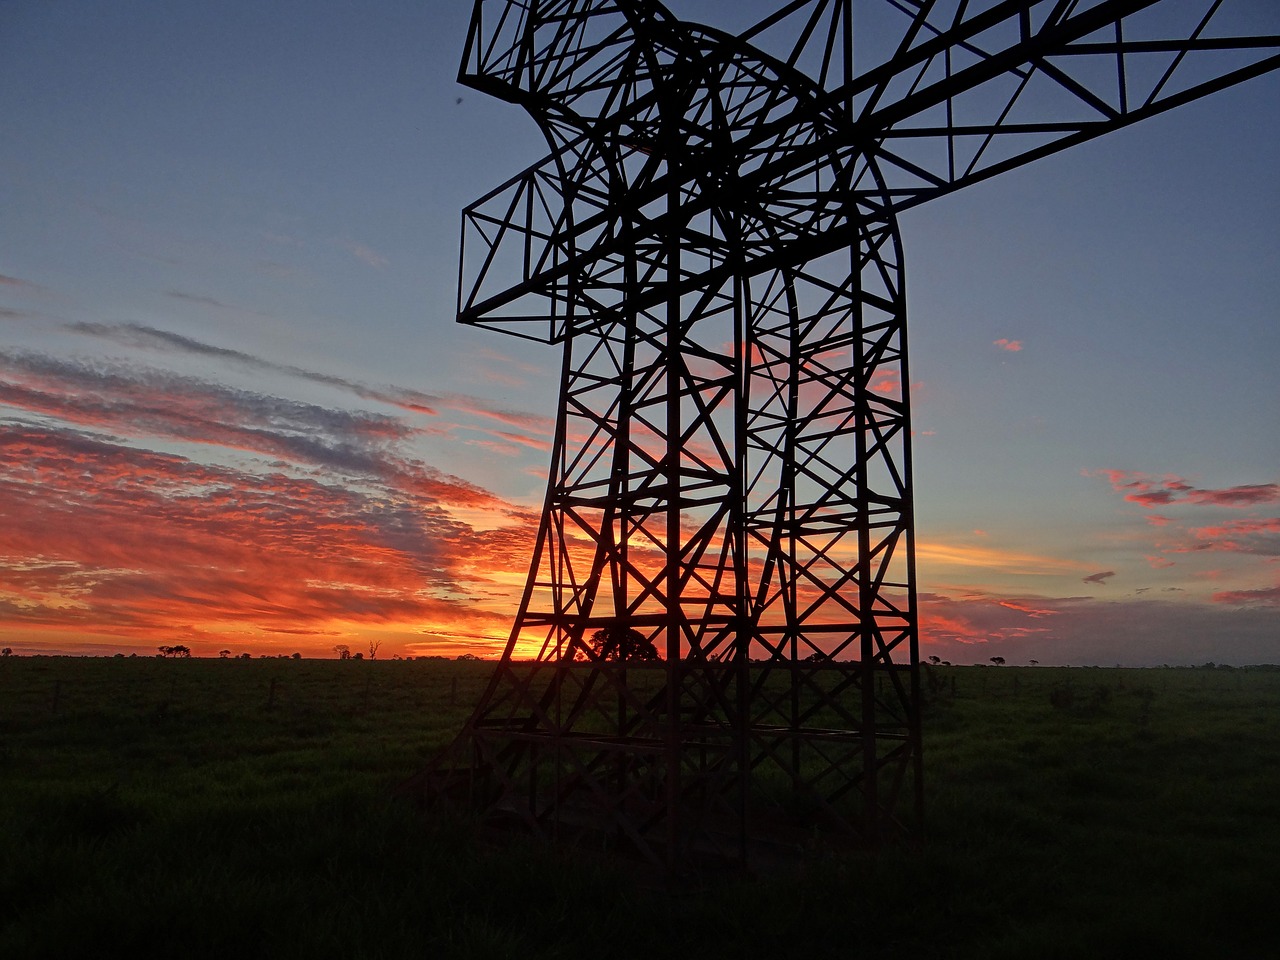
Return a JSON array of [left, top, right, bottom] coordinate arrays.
[[2, 0, 1277, 665]]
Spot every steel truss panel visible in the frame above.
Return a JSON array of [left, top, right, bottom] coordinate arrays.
[[416, 0, 1279, 871]]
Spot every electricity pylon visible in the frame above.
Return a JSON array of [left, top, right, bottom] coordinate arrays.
[[420, 0, 1278, 870]]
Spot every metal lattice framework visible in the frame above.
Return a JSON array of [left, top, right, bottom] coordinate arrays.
[[420, 0, 1279, 869]]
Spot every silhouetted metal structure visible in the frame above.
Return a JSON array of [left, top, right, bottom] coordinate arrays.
[[424, 0, 1278, 869]]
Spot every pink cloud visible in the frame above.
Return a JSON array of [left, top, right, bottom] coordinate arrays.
[[1191, 517, 1280, 540], [466, 438, 524, 457], [995, 599, 1059, 617], [993, 338, 1022, 352], [1162, 517, 1280, 557], [869, 371, 901, 396], [1090, 469, 1280, 509], [1211, 584, 1280, 607], [441, 394, 556, 435], [1144, 555, 1176, 569], [66, 322, 444, 418], [468, 347, 546, 387]]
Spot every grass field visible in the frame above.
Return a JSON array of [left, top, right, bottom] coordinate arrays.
[[2, 656, 1276, 959]]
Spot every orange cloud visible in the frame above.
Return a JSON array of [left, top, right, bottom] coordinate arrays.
[[0, 419, 534, 657], [916, 540, 1086, 576], [993, 338, 1022, 352]]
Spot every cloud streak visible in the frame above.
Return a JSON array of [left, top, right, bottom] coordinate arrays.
[[67, 322, 443, 415], [0, 350, 435, 483], [65, 324, 565, 457], [1091, 469, 1280, 509], [342, 240, 388, 269], [1211, 584, 1280, 607]]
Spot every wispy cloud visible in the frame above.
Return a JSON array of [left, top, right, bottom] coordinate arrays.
[[916, 540, 1087, 576], [67, 322, 442, 416], [1090, 469, 1280, 509], [1082, 570, 1115, 585], [166, 290, 235, 310], [440, 392, 556, 436], [0, 350, 521, 519], [993, 338, 1022, 352], [468, 347, 546, 387], [342, 240, 388, 269], [1211, 584, 1280, 607], [0, 350, 419, 477], [1175, 517, 1280, 557]]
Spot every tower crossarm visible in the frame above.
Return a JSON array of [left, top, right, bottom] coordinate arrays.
[[454, 0, 1279, 339], [838, 0, 1280, 211]]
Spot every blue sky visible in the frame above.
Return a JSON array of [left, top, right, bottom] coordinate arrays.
[[1, 0, 1277, 664]]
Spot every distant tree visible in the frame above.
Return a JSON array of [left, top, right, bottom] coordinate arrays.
[[158, 645, 173, 657], [352, 652, 364, 660], [368, 639, 382, 660], [334, 644, 351, 660], [456, 653, 480, 661], [990, 656, 1006, 666], [578, 626, 659, 662], [1029, 659, 1039, 666], [1, 647, 12, 657], [238, 652, 251, 660], [291, 652, 302, 660], [219, 649, 231, 659], [928, 655, 941, 665]]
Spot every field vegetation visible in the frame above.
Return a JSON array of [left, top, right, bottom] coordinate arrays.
[[2, 655, 1276, 958]]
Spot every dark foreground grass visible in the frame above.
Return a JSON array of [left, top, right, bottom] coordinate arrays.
[[1, 657, 1277, 959]]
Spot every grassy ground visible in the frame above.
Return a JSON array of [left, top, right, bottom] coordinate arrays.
[[1, 656, 1276, 959]]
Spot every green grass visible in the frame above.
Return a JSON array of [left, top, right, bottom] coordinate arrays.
[[2, 657, 1277, 959]]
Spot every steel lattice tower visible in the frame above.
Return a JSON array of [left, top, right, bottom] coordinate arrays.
[[418, 0, 1279, 870]]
